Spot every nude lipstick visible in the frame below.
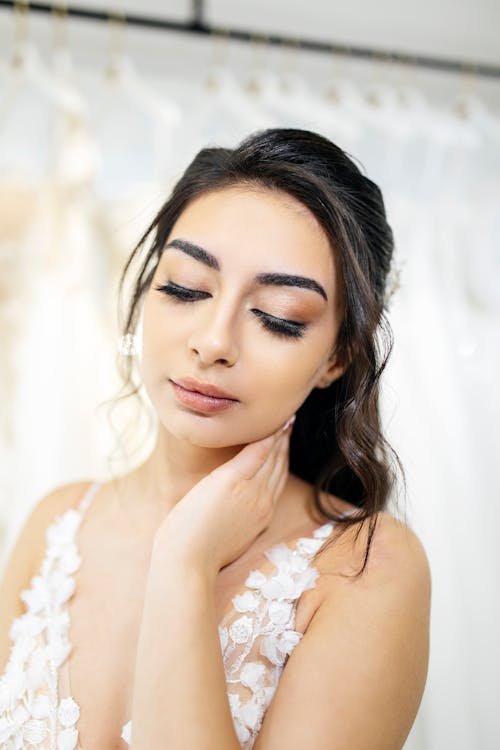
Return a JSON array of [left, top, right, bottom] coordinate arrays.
[[169, 379, 239, 414]]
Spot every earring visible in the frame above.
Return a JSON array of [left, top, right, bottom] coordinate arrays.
[[118, 333, 138, 357]]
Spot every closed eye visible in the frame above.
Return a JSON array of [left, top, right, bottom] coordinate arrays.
[[153, 281, 307, 340]]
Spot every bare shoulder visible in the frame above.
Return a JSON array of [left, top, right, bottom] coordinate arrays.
[[314, 503, 432, 600], [29, 480, 98, 566], [363, 510, 432, 590], [4, 479, 97, 582], [351, 509, 431, 572], [30, 478, 96, 520], [375, 510, 430, 567]]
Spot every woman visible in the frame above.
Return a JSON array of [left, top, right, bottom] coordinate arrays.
[[0, 128, 431, 750]]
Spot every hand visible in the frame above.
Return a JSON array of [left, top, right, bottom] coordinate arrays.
[[152, 416, 296, 575]]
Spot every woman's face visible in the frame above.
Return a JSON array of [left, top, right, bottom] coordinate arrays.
[[140, 185, 346, 448]]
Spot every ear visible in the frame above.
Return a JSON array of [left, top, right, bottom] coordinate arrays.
[[315, 343, 352, 389]]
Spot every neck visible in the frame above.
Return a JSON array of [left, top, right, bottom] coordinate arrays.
[[133, 425, 246, 517], [120, 425, 309, 543]]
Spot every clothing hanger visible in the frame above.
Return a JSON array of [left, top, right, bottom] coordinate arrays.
[[47, 4, 86, 113], [103, 55, 182, 129], [321, 53, 371, 135], [239, 37, 318, 128], [276, 67, 362, 144], [0, 2, 82, 119], [90, 14, 183, 199], [203, 64, 276, 130], [239, 61, 354, 140], [448, 90, 500, 144], [0, 4, 84, 184], [191, 35, 277, 142], [37, 6, 102, 191], [98, 14, 182, 130]]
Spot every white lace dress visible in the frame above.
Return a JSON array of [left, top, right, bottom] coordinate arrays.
[[0, 481, 355, 749]]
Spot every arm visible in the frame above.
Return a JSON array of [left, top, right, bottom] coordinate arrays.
[[129, 542, 241, 750], [129, 422, 291, 749], [252, 514, 432, 750]]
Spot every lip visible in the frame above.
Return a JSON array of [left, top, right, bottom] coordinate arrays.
[[169, 380, 238, 414], [171, 376, 239, 401]]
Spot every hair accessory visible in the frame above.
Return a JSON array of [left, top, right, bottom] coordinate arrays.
[[382, 258, 404, 310], [118, 333, 138, 356]]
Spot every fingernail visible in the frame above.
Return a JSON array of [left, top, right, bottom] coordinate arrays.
[[282, 414, 296, 432]]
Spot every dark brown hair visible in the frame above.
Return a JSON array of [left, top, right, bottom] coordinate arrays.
[[109, 127, 406, 578]]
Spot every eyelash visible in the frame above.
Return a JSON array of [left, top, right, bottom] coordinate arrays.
[[152, 282, 307, 340]]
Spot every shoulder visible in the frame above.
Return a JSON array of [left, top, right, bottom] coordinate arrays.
[[316, 508, 432, 619], [305, 485, 432, 593], [30, 479, 97, 526], [364, 510, 431, 590], [352, 509, 430, 573], [24, 480, 98, 575]]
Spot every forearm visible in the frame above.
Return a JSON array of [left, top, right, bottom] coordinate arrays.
[[130, 543, 241, 750]]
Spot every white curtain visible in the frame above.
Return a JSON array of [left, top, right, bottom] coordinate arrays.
[[0, 36, 498, 750]]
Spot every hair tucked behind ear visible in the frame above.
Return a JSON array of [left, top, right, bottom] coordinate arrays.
[[106, 127, 406, 578]]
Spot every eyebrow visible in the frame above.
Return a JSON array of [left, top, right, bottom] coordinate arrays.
[[163, 238, 328, 301]]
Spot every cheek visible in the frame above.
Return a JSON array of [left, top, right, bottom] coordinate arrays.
[[139, 301, 174, 380], [253, 343, 325, 406], [141, 297, 180, 354]]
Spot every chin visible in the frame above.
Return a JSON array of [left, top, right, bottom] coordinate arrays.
[[160, 416, 248, 449]]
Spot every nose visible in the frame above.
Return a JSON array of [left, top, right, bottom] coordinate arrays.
[[187, 303, 239, 367]]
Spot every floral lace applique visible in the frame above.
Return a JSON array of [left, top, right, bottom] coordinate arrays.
[[216, 522, 336, 749], [0, 485, 98, 750]]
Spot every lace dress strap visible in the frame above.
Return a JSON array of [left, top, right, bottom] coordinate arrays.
[[76, 480, 102, 514]]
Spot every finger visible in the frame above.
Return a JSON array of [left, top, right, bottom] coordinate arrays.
[[253, 423, 291, 486], [247, 433, 284, 487], [259, 415, 295, 445], [266, 428, 291, 492], [255, 437, 289, 521], [219, 416, 295, 482], [223, 432, 278, 481]]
